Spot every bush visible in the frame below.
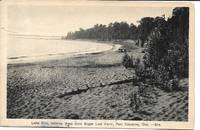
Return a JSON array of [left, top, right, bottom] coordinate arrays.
[[167, 76, 179, 91], [122, 53, 134, 69], [134, 58, 146, 81], [129, 91, 141, 112]]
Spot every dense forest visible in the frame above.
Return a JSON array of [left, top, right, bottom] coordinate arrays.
[[65, 7, 189, 91]]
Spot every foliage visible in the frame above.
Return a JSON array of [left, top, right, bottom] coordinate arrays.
[[65, 22, 138, 41], [143, 7, 189, 91], [122, 53, 134, 69], [121, 7, 189, 92], [137, 17, 155, 47], [122, 53, 146, 81]]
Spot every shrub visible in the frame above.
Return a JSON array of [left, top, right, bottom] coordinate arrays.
[[129, 91, 141, 112], [167, 75, 179, 91], [134, 58, 146, 81], [122, 53, 134, 69]]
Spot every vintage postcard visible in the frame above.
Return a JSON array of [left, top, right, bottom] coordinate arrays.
[[0, 0, 195, 129]]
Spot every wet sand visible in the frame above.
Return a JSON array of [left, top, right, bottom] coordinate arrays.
[[7, 43, 188, 121]]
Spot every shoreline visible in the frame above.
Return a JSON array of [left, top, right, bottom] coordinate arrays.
[[7, 40, 122, 65], [7, 40, 188, 121]]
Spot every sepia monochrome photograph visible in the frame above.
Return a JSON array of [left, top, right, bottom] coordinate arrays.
[[0, 0, 195, 129]]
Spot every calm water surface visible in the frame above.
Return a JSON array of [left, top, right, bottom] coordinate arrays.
[[7, 36, 113, 64]]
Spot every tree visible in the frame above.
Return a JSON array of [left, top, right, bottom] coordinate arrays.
[[122, 7, 189, 91], [137, 17, 155, 47], [129, 23, 138, 40]]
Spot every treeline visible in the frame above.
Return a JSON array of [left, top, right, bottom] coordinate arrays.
[[65, 22, 138, 41], [123, 7, 189, 91], [65, 9, 188, 48], [63, 7, 189, 50], [65, 17, 169, 47]]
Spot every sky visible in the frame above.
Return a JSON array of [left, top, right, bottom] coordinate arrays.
[[7, 4, 174, 36]]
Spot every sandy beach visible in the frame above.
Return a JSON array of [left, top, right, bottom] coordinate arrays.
[[7, 41, 188, 121]]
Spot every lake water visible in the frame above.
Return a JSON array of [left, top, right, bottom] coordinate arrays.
[[7, 36, 114, 64]]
